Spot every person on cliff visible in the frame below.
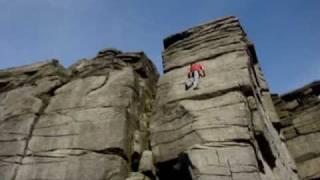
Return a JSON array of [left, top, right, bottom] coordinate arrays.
[[185, 62, 206, 90]]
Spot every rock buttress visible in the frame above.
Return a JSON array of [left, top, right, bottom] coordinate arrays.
[[0, 49, 159, 180], [151, 16, 300, 180], [273, 81, 320, 180]]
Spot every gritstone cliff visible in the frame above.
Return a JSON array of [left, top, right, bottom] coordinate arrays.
[[0, 16, 318, 180], [273, 81, 320, 180], [0, 50, 158, 180]]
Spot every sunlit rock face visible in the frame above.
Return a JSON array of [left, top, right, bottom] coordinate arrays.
[[273, 81, 320, 180], [151, 16, 299, 180], [0, 16, 307, 180], [0, 49, 158, 180]]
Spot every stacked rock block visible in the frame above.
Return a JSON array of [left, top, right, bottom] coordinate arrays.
[[150, 16, 299, 180], [273, 81, 320, 179], [0, 49, 158, 180]]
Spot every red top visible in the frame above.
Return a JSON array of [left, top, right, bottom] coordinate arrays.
[[190, 63, 204, 72]]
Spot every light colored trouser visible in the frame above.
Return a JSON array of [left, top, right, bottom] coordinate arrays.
[[186, 71, 200, 89]]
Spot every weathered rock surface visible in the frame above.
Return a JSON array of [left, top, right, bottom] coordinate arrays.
[[151, 16, 299, 180], [0, 16, 312, 180], [273, 81, 320, 180], [0, 50, 158, 180]]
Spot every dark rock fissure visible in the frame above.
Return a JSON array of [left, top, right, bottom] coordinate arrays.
[[131, 152, 141, 171], [23, 70, 38, 76], [310, 178, 320, 180], [272, 122, 282, 133], [156, 153, 193, 180], [163, 31, 193, 49], [143, 171, 157, 180], [255, 134, 276, 169], [0, 81, 9, 91], [94, 148, 129, 161]]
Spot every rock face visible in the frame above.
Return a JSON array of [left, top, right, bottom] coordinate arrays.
[[273, 81, 320, 180], [0, 16, 313, 180], [151, 16, 299, 180], [0, 50, 158, 180]]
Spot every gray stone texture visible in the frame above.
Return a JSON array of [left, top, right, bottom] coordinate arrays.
[[151, 16, 299, 180], [0, 16, 312, 180], [0, 50, 158, 180], [273, 81, 320, 180]]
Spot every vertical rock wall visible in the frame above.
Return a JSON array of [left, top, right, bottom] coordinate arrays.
[[150, 16, 299, 180], [0, 16, 308, 180], [0, 49, 158, 180], [273, 81, 320, 180]]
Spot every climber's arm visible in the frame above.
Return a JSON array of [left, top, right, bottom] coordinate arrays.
[[201, 70, 206, 77], [188, 71, 192, 78]]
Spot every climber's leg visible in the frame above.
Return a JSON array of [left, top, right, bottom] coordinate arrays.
[[192, 71, 200, 90], [185, 77, 193, 90]]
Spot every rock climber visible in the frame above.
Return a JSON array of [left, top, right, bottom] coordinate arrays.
[[185, 62, 206, 90]]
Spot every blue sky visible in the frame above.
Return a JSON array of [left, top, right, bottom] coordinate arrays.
[[0, 0, 319, 94]]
